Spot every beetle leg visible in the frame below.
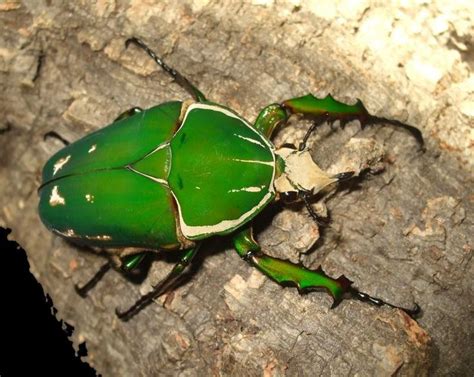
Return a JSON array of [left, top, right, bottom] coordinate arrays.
[[43, 107, 142, 147], [125, 37, 207, 103], [115, 245, 201, 321], [298, 116, 328, 151], [114, 107, 143, 122], [282, 93, 424, 151], [301, 195, 330, 227], [233, 226, 420, 318], [74, 252, 148, 297], [253, 104, 289, 137], [120, 252, 147, 272], [74, 261, 112, 297], [296, 170, 354, 227], [233, 226, 351, 305], [43, 131, 70, 146], [43, 107, 143, 147]]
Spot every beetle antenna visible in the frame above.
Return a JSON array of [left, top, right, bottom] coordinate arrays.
[[125, 37, 207, 102]]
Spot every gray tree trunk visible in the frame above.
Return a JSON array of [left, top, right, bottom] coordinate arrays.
[[1, 1, 472, 376]]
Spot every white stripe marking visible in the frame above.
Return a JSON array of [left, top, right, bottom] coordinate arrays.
[[180, 103, 274, 152], [143, 142, 170, 158], [172, 190, 274, 238], [85, 234, 112, 241], [53, 155, 71, 175], [54, 229, 76, 237], [127, 166, 168, 186], [232, 158, 274, 166], [228, 185, 265, 193], [234, 133, 266, 148], [85, 194, 95, 203], [49, 185, 65, 206]]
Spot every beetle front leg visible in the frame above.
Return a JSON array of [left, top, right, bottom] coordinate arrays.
[[233, 226, 351, 306], [282, 94, 424, 149], [233, 226, 420, 318], [115, 245, 201, 321], [253, 104, 289, 137]]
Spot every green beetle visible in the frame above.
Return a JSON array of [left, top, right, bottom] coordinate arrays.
[[39, 38, 423, 321]]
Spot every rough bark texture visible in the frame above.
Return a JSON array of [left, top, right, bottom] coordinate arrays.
[[1, 1, 472, 376]]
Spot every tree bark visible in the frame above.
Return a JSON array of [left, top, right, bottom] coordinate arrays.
[[1, 1, 472, 376]]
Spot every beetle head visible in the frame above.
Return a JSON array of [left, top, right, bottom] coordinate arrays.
[[274, 145, 339, 203]]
